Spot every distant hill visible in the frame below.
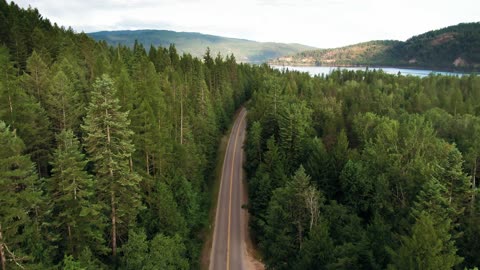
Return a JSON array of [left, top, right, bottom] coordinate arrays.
[[270, 23, 480, 71], [88, 30, 316, 63]]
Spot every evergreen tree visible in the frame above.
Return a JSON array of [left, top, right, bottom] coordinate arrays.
[[0, 121, 41, 269], [24, 50, 49, 103], [49, 130, 104, 258], [263, 166, 321, 270], [145, 234, 189, 270], [278, 101, 312, 172], [245, 120, 262, 174], [295, 221, 335, 270], [0, 46, 52, 176], [122, 228, 148, 270], [82, 74, 143, 257], [45, 70, 82, 132], [387, 213, 462, 270]]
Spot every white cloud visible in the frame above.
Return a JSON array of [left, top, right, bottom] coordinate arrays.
[[14, 0, 480, 48]]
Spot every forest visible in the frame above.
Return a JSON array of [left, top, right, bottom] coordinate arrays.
[[245, 69, 480, 269], [2, 1, 480, 270], [0, 1, 258, 269]]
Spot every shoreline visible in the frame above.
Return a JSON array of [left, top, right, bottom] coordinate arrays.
[[269, 64, 478, 75]]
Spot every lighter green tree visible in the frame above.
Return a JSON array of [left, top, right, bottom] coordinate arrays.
[[145, 234, 188, 270], [387, 212, 462, 270], [45, 70, 82, 132], [82, 74, 142, 257], [24, 50, 49, 103]]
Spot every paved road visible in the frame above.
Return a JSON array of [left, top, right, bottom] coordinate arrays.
[[210, 108, 247, 270]]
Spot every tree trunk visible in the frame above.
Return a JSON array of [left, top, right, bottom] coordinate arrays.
[[67, 224, 73, 255], [274, 87, 277, 117], [0, 224, 6, 270], [62, 97, 66, 130], [152, 153, 156, 179], [297, 222, 303, 249], [111, 191, 117, 257], [105, 102, 117, 257], [35, 70, 40, 102], [472, 158, 477, 211], [8, 95, 13, 122], [173, 84, 177, 143], [146, 151, 149, 175], [180, 86, 183, 145], [129, 157, 133, 173], [106, 125, 111, 144]]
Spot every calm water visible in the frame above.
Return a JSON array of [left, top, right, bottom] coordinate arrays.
[[271, 65, 470, 77]]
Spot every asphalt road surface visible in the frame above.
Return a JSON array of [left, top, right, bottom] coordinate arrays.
[[210, 108, 247, 270]]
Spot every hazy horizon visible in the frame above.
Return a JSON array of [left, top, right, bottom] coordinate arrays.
[[14, 0, 480, 48]]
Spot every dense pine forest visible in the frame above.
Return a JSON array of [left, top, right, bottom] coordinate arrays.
[[0, 1, 258, 269], [2, 1, 480, 270], [245, 69, 480, 269]]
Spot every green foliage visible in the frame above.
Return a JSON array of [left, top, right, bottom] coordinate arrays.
[[45, 70, 82, 132], [62, 255, 86, 270], [49, 130, 104, 258], [246, 67, 480, 269], [295, 221, 335, 270], [263, 166, 322, 269], [145, 234, 189, 270], [387, 213, 462, 270], [82, 74, 143, 256], [0, 2, 255, 268], [122, 229, 189, 270], [3, 2, 480, 269], [0, 120, 41, 268], [121, 228, 148, 270]]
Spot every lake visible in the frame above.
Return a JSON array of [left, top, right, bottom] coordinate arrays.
[[271, 65, 470, 77]]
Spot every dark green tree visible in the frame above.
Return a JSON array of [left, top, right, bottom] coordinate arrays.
[[0, 121, 41, 269], [49, 130, 104, 258], [82, 74, 143, 257]]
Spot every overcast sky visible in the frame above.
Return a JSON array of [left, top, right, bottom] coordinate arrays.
[[14, 0, 480, 48]]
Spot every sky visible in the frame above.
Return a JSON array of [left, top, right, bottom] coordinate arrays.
[[14, 0, 480, 48]]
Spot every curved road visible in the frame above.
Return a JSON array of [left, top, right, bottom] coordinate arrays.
[[210, 108, 247, 270]]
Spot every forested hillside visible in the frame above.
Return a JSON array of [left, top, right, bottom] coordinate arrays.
[[2, 1, 480, 270], [245, 68, 480, 269], [89, 30, 315, 64], [0, 1, 258, 269], [271, 22, 480, 71]]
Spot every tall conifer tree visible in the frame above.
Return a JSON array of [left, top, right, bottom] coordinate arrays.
[[82, 74, 142, 257]]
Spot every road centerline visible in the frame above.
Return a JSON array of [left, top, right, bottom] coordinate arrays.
[[227, 111, 245, 270]]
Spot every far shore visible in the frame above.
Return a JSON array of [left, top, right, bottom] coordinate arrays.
[[269, 63, 478, 74]]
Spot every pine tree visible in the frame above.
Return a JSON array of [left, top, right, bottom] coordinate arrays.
[[0, 46, 53, 177], [0, 120, 41, 269], [45, 70, 81, 132], [264, 166, 321, 270], [24, 50, 49, 103], [387, 213, 462, 270], [278, 101, 312, 173], [295, 221, 335, 270], [82, 74, 143, 257], [245, 121, 262, 174], [122, 228, 148, 270], [49, 130, 103, 258], [145, 234, 188, 270]]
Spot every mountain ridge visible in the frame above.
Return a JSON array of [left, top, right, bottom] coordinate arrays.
[[270, 22, 480, 71], [88, 29, 316, 63]]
